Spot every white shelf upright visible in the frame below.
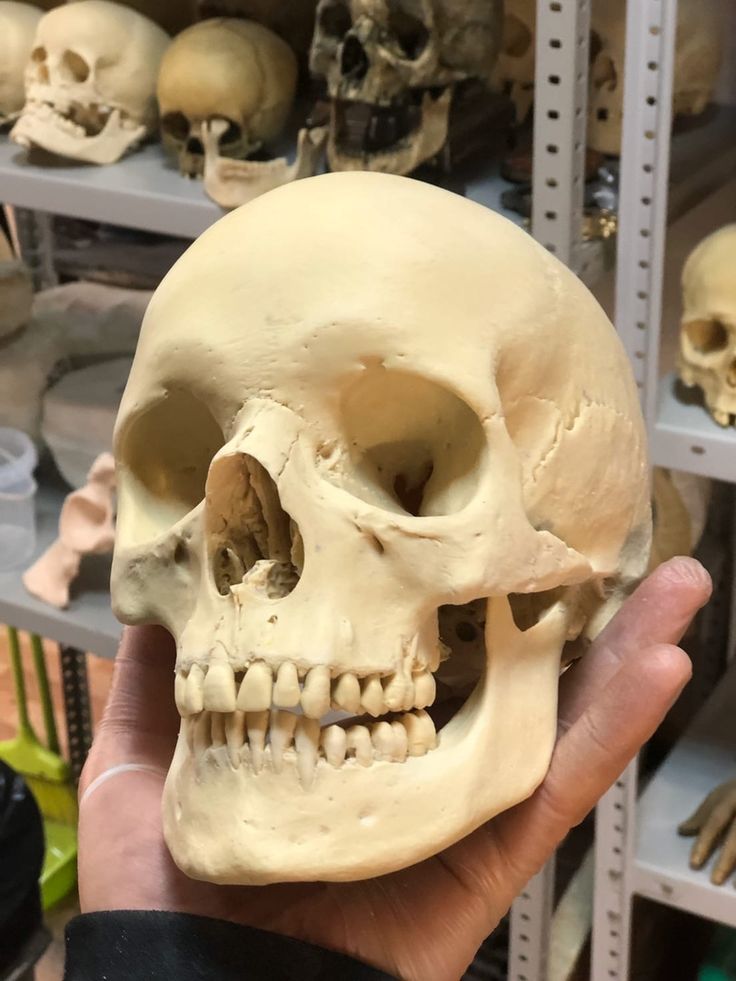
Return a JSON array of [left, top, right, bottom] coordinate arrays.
[[508, 2, 591, 980]]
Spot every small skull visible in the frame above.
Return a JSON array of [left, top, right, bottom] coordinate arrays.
[[157, 19, 298, 179], [0, 2, 42, 126], [309, 0, 503, 175], [112, 172, 650, 885], [10, 0, 170, 165], [678, 225, 736, 427], [494, 0, 535, 124]]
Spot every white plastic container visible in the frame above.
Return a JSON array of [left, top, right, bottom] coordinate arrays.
[[0, 428, 38, 571]]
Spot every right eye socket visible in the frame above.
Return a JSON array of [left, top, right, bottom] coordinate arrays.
[[320, 2, 352, 39], [684, 318, 729, 355]]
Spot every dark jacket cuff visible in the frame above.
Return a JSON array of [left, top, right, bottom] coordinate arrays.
[[64, 910, 397, 980]]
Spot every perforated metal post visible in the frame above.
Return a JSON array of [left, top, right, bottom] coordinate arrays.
[[592, 2, 678, 979], [59, 645, 93, 783]]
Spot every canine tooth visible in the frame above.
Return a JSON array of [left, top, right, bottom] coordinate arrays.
[[224, 711, 246, 767], [236, 660, 272, 712], [371, 721, 395, 761], [391, 720, 408, 762], [184, 664, 205, 714], [332, 672, 361, 713], [401, 710, 437, 756], [246, 711, 269, 772], [211, 713, 225, 748], [270, 710, 298, 773], [193, 712, 210, 755], [295, 717, 320, 789], [413, 670, 436, 710], [203, 662, 236, 712], [321, 725, 347, 767], [361, 675, 385, 716], [174, 672, 188, 715], [273, 661, 300, 707], [347, 725, 372, 766], [301, 666, 331, 719]]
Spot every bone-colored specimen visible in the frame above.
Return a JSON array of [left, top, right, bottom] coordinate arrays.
[[23, 452, 116, 609], [11, 0, 169, 164], [112, 172, 650, 884], [0, 2, 42, 126]]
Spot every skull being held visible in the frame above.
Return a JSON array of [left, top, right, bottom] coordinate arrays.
[[0, 2, 42, 127], [157, 19, 297, 179], [11, 0, 169, 165], [112, 172, 650, 884], [678, 225, 736, 427], [309, 0, 503, 175]]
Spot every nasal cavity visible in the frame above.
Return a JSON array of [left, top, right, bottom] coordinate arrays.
[[341, 35, 369, 80], [186, 136, 204, 155], [205, 453, 302, 598]]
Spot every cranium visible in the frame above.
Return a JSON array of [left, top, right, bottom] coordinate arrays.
[[11, 0, 169, 165], [678, 225, 736, 427], [494, 0, 535, 125], [112, 172, 650, 884], [309, 0, 503, 175], [157, 19, 297, 179], [0, 2, 41, 126]]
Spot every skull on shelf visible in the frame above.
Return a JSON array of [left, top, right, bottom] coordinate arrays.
[[678, 225, 736, 428], [494, 0, 536, 125], [11, 0, 170, 165], [112, 172, 650, 885], [0, 2, 42, 126], [309, 0, 504, 175], [157, 19, 297, 179]]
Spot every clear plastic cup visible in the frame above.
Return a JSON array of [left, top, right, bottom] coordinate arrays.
[[0, 428, 38, 571]]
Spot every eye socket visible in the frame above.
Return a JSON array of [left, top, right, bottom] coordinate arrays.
[[61, 49, 90, 83], [161, 111, 191, 142], [213, 118, 243, 146], [31, 46, 47, 63], [388, 9, 429, 60], [320, 2, 351, 39], [684, 318, 729, 355], [503, 13, 533, 58]]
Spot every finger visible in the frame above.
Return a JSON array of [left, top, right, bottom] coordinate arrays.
[[559, 557, 709, 729], [712, 818, 736, 885], [678, 786, 729, 836], [689, 800, 736, 869]]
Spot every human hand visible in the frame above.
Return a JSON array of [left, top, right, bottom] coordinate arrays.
[[679, 779, 736, 885], [78, 557, 710, 981]]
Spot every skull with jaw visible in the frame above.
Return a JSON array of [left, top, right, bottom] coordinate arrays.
[[10, 0, 169, 165], [112, 172, 650, 884], [157, 19, 297, 180], [678, 225, 736, 428], [0, 2, 42, 127], [309, 0, 503, 175]]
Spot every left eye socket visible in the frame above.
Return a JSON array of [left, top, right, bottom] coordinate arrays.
[[387, 9, 430, 60], [683, 318, 729, 355]]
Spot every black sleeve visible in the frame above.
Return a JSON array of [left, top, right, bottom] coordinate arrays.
[[64, 910, 398, 980]]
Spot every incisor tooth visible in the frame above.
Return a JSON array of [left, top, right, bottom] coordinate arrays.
[[332, 672, 361, 713], [301, 666, 331, 719], [224, 711, 246, 767], [321, 725, 347, 767], [371, 721, 395, 761], [384, 672, 413, 712], [413, 670, 436, 710], [246, 711, 269, 772], [237, 661, 272, 712], [203, 662, 236, 712], [361, 675, 385, 717], [270, 710, 298, 773], [402, 710, 437, 756], [347, 725, 372, 766], [295, 717, 320, 789], [184, 664, 205, 715], [273, 661, 300, 707], [193, 712, 210, 755], [174, 672, 188, 715], [391, 720, 408, 762]]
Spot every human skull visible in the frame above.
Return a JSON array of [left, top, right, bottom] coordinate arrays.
[[11, 0, 170, 165], [0, 2, 42, 126], [112, 172, 650, 884], [309, 0, 503, 175], [588, 0, 722, 157], [157, 19, 297, 179], [494, 0, 535, 124], [678, 225, 736, 427]]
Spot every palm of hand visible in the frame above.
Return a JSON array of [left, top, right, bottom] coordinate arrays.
[[79, 559, 709, 981]]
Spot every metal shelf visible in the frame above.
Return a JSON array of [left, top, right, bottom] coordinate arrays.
[[633, 656, 736, 927]]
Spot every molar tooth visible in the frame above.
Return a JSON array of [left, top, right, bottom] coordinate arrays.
[[371, 721, 395, 761], [383, 672, 412, 712], [273, 661, 300, 708], [174, 671, 188, 715], [295, 717, 320, 789], [211, 713, 225, 748], [184, 664, 205, 715], [203, 662, 236, 712], [347, 724, 372, 766], [360, 675, 385, 717], [401, 710, 437, 756], [236, 660, 272, 712], [193, 712, 210, 755], [224, 711, 246, 767], [301, 666, 331, 719], [413, 670, 436, 710], [245, 711, 269, 772], [332, 672, 361, 713], [390, 720, 408, 762], [270, 710, 298, 773], [321, 725, 347, 768]]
